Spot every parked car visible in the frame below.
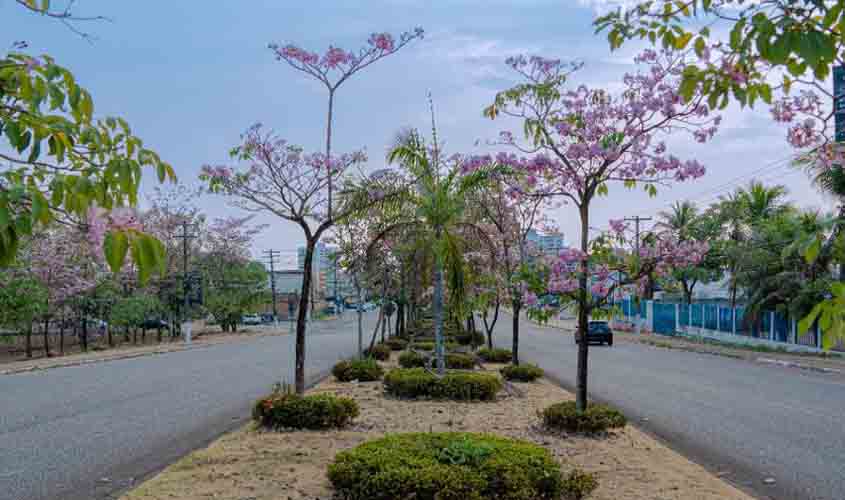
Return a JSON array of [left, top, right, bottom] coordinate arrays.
[[324, 304, 338, 315], [242, 314, 262, 325], [140, 318, 168, 330], [260, 313, 275, 324], [575, 320, 614, 346], [362, 302, 377, 311]]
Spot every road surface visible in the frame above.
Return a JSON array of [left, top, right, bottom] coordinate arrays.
[[0, 313, 375, 500], [493, 315, 845, 500]]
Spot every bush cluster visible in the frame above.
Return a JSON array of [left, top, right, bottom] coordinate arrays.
[[477, 347, 512, 363], [456, 330, 486, 346], [384, 337, 408, 351], [500, 363, 544, 382], [252, 391, 359, 430], [445, 353, 475, 369], [328, 432, 565, 500], [383, 368, 502, 401], [363, 343, 391, 361], [561, 469, 599, 500], [398, 350, 427, 368], [542, 401, 627, 434], [332, 358, 384, 382], [411, 341, 459, 352]]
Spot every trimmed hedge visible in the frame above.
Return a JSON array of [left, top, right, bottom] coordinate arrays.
[[384, 337, 408, 351], [445, 353, 475, 369], [363, 343, 391, 361], [411, 341, 459, 352], [542, 401, 627, 434], [328, 432, 564, 500], [561, 469, 599, 500], [500, 363, 544, 382], [456, 330, 486, 346], [383, 368, 502, 401], [332, 358, 384, 382], [477, 347, 512, 363], [252, 391, 359, 430], [398, 350, 427, 368], [399, 352, 477, 370]]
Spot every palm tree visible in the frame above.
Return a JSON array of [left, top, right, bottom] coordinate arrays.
[[715, 192, 746, 308], [739, 181, 788, 223], [383, 129, 492, 373], [805, 163, 845, 280]]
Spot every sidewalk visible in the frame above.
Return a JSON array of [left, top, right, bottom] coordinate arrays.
[[521, 313, 845, 375], [0, 325, 291, 376]]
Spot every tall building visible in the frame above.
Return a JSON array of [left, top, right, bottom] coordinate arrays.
[[297, 242, 336, 298], [526, 229, 565, 257]]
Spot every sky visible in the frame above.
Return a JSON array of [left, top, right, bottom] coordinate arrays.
[[5, 0, 829, 268]]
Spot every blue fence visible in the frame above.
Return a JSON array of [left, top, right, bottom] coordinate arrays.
[[618, 298, 825, 350]]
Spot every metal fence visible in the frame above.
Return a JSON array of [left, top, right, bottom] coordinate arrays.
[[616, 298, 838, 352]]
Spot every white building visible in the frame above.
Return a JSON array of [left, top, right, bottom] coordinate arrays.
[[527, 229, 565, 257]]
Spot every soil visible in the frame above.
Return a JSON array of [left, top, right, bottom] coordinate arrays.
[[121, 356, 752, 500]]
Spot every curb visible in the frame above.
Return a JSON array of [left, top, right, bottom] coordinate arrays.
[[0, 343, 214, 376]]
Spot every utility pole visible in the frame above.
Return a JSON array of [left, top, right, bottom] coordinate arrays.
[[624, 216, 652, 334], [263, 249, 281, 325], [177, 222, 198, 344]]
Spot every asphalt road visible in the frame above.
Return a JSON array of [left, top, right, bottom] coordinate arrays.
[[493, 315, 845, 500], [0, 312, 376, 500]]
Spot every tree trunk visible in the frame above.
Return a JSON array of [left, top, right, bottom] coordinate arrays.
[[356, 284, 363, 358], [483, 297, 500, 350], [42, 317, 51, 357], [576, 202, 591, 412], [25, 322, 33, 359], [107, 324, 114, 348], [511, 300, 520, 365], [81, 316, 88, 352], [157, 327, 162, 343], [132, 327, 137, 345], [294, 240, 315, 394], [59, 317, 65, 355], [433, 254, 446, 375]]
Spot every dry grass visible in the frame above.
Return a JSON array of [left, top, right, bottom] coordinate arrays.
[[122, 357, 752, 500]]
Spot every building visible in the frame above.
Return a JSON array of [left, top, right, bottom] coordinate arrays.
[[527, 229, 565, 257], [269, 269, 304, 294]]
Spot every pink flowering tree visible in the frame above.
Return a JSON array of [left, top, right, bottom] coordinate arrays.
[[484, 49, 721, 410], [470, 168, 549, 362], [268, 28, 423, 223], [202, 125, 387, 393]]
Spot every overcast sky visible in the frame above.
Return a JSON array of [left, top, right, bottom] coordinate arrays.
[[6, 0, 829, 268]]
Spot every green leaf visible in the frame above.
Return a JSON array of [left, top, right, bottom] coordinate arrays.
[[104, 231, 130, 274], [804, 237, 821, 263], [799, 302, 823, 334]]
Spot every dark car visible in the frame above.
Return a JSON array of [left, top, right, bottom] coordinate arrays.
[[141, 318, 168, 330], [575, 320, 614, 346], [260, 313, 275, 324]]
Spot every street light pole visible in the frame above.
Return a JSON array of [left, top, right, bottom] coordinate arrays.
[[177, 222, 198, 344], [263, 249, 281, 326]]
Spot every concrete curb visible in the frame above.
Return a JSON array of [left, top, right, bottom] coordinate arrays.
[[0, 343, 215, 376]]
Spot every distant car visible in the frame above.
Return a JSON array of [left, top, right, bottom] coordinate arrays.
[[575, 321, 614, 346], [260, 313, 275, 324], [324, 304, 338, 315], [242, 314, 262, 325], [345, 302, 359, 310], [362, 302, 377, 311], [140, 318, 168, 330]]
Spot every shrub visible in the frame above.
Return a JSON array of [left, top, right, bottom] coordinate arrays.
[[398, 350, 427, 368], [445, 353, 475, 369], [542, 401, 627, 434], [411, 341, 459, 352], [252, 390, 359, 430], [332, 358, 384, 382], [561, 469, 598, 500], [328, 432, 564, 500], [477, 347, 512, 363], [500, 364, 544, 382], [384, 368, 502, 401], [456, 330, 486, 346], [384, 337, 408, 351], [363, 343, 391, 361]]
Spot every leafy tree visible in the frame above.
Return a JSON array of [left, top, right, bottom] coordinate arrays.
[[201, 259, 268, 332], [384, 128, 495, 374], [657, 201, 722, 303], [0, 273, 47, 358], [484, 50, 719, 411]]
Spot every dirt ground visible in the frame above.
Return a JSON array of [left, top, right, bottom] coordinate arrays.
[[0, 323, 288, 375], [122, 356, 752, 500]]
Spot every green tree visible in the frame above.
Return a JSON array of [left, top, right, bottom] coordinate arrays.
[[0, 273, 47, 358], [201, 259, 268, 333], [385, 129, 493, 374]]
